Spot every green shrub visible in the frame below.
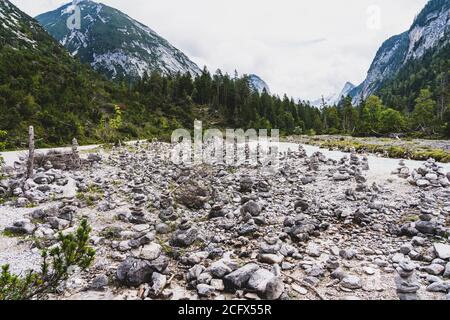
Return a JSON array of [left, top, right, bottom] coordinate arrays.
[[0, 219, 95, 300], [0, 130, 6, 152], [411, 149, 450, 163], [0, 130, 6, 166]]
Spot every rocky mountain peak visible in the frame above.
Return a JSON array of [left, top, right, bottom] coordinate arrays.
[[36, 1, 201, 80]]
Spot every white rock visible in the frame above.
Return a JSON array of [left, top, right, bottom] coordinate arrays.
[[433, 243, 450, 260], [139, 243, 162, 261]]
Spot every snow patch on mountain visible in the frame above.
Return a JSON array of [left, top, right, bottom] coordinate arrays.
[[0, 0, 37, 48], [311, 82, 355, 107], [248, 74, 271, 95], [36, 0, 201, 80]]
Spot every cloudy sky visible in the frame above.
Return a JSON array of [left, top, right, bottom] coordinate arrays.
[[11, 0, 428, 100]]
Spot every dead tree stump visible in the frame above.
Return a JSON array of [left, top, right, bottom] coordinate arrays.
[[26, 126, 35, 179]]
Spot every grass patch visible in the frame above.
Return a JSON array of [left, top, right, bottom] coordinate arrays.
[[1, 230, 19, 238], [99, 227, 122, 240], [86, 184, 104, 195], [155, 236, 175, 257], [76, 184, 104, 207], [316, 138, 450, 163], [411, 149, 450, 163]]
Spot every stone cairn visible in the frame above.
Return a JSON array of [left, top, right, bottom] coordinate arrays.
[[59, 198, 77, 222], [129, 180, 148, 224], [158, 192, 177, 222], [298, 145, 307, 158], [409, 158, 450, 188], [395, 261, 420, 300], [308, 154, 320, 171], [392, 159, 410, 178]]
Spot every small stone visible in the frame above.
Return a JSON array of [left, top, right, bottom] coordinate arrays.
[[391, 253, 406, 263], [197, 272, 213, 285], [207, 260, 233, 279], [116, 257, 154, 287], [363, 267, 376, 275], [170, 227, 199, 247], [422, 264, 445, 276], [264, 277, 285, 300], [151, 272, 167, 296], [223, 264, 259, 291], [258, 254, 284, 265], [444, 262, 450, 278], [197, 284, 216, 297], [425, 173, 438, 181], [306, 242, 321, 257], [416, 179, 430, 188], [5, 219, 36, 235], [291, 284, 307, 295], [247, 268, 275, 294], [339, 249, 356, 260], [155, 223, 171, 234], [241, 201, 261, 217], [333, 173, 351, 181], [433, 243, 450, 260], [331, 268, 347, 280], [139, 243, 162, 261], [415, 221, 436, 235], [211, 279, 225, 291], [400, 244, 412, 255], [341, 275, 362, 290], [426, 281, 450, 293], [89, 275, 109, 291]]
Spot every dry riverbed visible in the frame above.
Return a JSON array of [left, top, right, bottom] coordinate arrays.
[[0, 141, 450, 300]]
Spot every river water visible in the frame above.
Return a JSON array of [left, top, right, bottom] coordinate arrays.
[[2, 141, 449, 180]]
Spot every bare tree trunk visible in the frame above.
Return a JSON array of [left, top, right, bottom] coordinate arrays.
[[71, 138, 81, 169], [27, 126, 35, 179]]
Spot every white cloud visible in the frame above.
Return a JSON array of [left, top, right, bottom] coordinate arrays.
[[10, 0, 429, 100]]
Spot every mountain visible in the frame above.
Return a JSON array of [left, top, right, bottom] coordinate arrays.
[[311, 82, 356, 107], [351, 0, 449, 104], [0, 0, 56, 51], [36, 0, 201, 81], [0, 0, 121, 146], [248, 74, 271, 95]]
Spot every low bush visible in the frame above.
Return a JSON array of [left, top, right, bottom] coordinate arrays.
[[0, 219, 95, 300]]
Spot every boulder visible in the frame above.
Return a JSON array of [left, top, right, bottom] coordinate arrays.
[[223, 264, 259, 291], [247, 268, 275, 294], [116, 257, 154, 287], [5, 219, 36, 235]]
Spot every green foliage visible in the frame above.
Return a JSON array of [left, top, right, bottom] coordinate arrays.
[[0, 0, 449, 150], [359, 96, 384, 134], [379, 108, 406, 133], [412, 89, 437, 134], [0, 219, 95, 300], [1, 0, 449, 147], [0, 130, 6, 152], [109, 105, 123, 130]]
